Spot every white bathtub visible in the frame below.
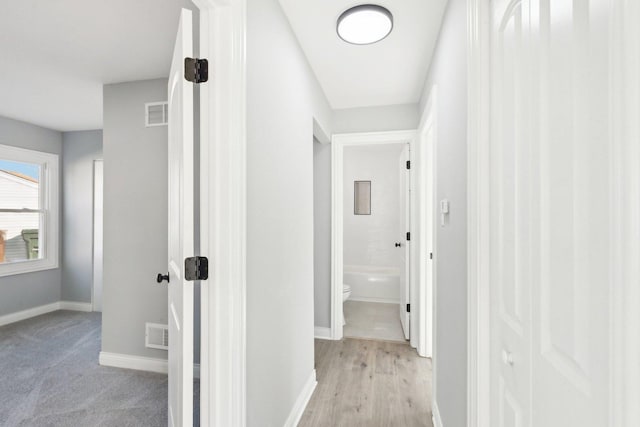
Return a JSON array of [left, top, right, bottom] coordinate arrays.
[[343, 265, 400, 304]]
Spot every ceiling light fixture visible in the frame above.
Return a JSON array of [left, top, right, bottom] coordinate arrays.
[[336, 4, 393, 45]]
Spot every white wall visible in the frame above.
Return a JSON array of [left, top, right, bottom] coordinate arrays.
[[333, 104, 419, 134], [61, 130, 103, 304], [419, 0, 468, 425], [101, 79, 169, 360], [343, 144, 403, 270], [313, 139, 331, 328], [246, 0, 332, 423], [0, 116, 62, 317]]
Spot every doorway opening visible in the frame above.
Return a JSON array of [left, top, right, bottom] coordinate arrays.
[[330, 130, 434, 349], [341, 142, 409, 342]]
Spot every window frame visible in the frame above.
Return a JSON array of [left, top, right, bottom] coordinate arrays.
[[0, 144, 59, 277]]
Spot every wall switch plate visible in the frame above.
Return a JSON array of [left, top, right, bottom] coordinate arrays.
[[440, 199, 449, 226]]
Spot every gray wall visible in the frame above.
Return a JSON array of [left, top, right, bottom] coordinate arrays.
[[419, 0, 468, 425], [61, 130, 103, 303], [102, 79, 169, 360], [313, 139, 331, 328], [332, 104, 419, 134], [246, 0, 332, 424], [0, 116, 62, 316]]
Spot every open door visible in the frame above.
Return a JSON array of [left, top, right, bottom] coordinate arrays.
[[167, 8, 194, 427], [399, 144, 410, 340]]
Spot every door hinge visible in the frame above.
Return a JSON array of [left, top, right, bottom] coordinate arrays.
[[406, 160, 411, 170], [185, 256, 209, 281], [184, 58, 209, 84], [430, 252, 433, 260], [406, 303, 410, 313], [406, 232, 411, 241]]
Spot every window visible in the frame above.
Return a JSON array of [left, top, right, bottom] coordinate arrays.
[[0, 144, 58, 276]]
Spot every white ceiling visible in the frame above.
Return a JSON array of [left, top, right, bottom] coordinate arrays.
[[0, 0, 194, 132], [279, 0, 448, 110]]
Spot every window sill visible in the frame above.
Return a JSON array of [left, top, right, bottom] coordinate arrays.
[[0, 259, 59, 278]]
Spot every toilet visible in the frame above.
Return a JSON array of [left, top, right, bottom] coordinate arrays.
[[342, 284, 352, 325]]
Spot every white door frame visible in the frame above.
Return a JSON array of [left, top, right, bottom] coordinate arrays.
[[193, 0, 247, 425], [610, 0, 640, 425], [416, 86, 437, 359], [466, 0, 640, 425], [92, 159, 104, 312], [330, 130, 417, 341], [466, 0, 491, 425]]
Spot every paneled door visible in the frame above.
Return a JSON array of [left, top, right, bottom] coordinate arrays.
[[489, 1, 610, 426], [167, 8, 195, 427]]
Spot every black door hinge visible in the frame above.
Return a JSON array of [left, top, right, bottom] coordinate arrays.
[[406, 160, 411, 170], [184, 58, 209, 83], [406, 303, 410, 313], [185, 256, 209, 281], [406, 232, 411, 241], [430, 252, 433, 260]]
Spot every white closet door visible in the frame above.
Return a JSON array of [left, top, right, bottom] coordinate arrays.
[[489, 2, 532, 424], [489, 1, 610, 426]]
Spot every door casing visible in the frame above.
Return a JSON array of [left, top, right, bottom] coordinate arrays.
[[192, 0, 248, 426], [92, 159, 103, 312], [416, 86, 437, 359], [330, 130, 417, 341]]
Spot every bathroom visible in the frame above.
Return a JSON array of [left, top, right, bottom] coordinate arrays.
[[341, 142, 409, 342]]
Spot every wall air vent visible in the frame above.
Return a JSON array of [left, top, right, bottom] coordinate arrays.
[[145, 102, 168, 127], [145, 322, 169, 350]]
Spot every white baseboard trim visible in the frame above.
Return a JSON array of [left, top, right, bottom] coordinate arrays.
[[99, 352, 203, 377], [0, 300, 95, 327], [314, 326, 333, 340], [99, 351, 168, 374], [59, 301, 93, 312], [349, 296, 400, 304], [283, 369, 317, 427], [432, 400, 443, 427], [0, 302, 60, 327]]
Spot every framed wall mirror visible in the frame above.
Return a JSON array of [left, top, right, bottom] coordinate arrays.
[[354, 181, 371, 215]]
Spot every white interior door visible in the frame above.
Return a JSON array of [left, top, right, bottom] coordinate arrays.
[[489, 1, 610, 426], [92, 160, 103, 312], [167, 8, 194, 427], [398, 144, 410, 340]]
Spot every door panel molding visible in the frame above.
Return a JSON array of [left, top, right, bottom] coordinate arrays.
[[499, 378, 522, 427]]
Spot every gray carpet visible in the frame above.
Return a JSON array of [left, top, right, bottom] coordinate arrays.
[[0, 310, 198, 427]]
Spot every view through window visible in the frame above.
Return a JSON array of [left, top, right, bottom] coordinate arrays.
[[0, 159, 42, 264]]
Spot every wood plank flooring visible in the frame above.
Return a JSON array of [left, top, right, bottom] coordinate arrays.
[[299, 338, 433, 427]]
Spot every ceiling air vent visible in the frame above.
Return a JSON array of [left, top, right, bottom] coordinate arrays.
[[145, 102, 168, 127], [145, 322, 169, 350]]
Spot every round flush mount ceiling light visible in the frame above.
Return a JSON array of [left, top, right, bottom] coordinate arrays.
[[336, 4, 393, 45]]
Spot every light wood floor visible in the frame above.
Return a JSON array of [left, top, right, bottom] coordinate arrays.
[[299, 338, 433, 427]]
